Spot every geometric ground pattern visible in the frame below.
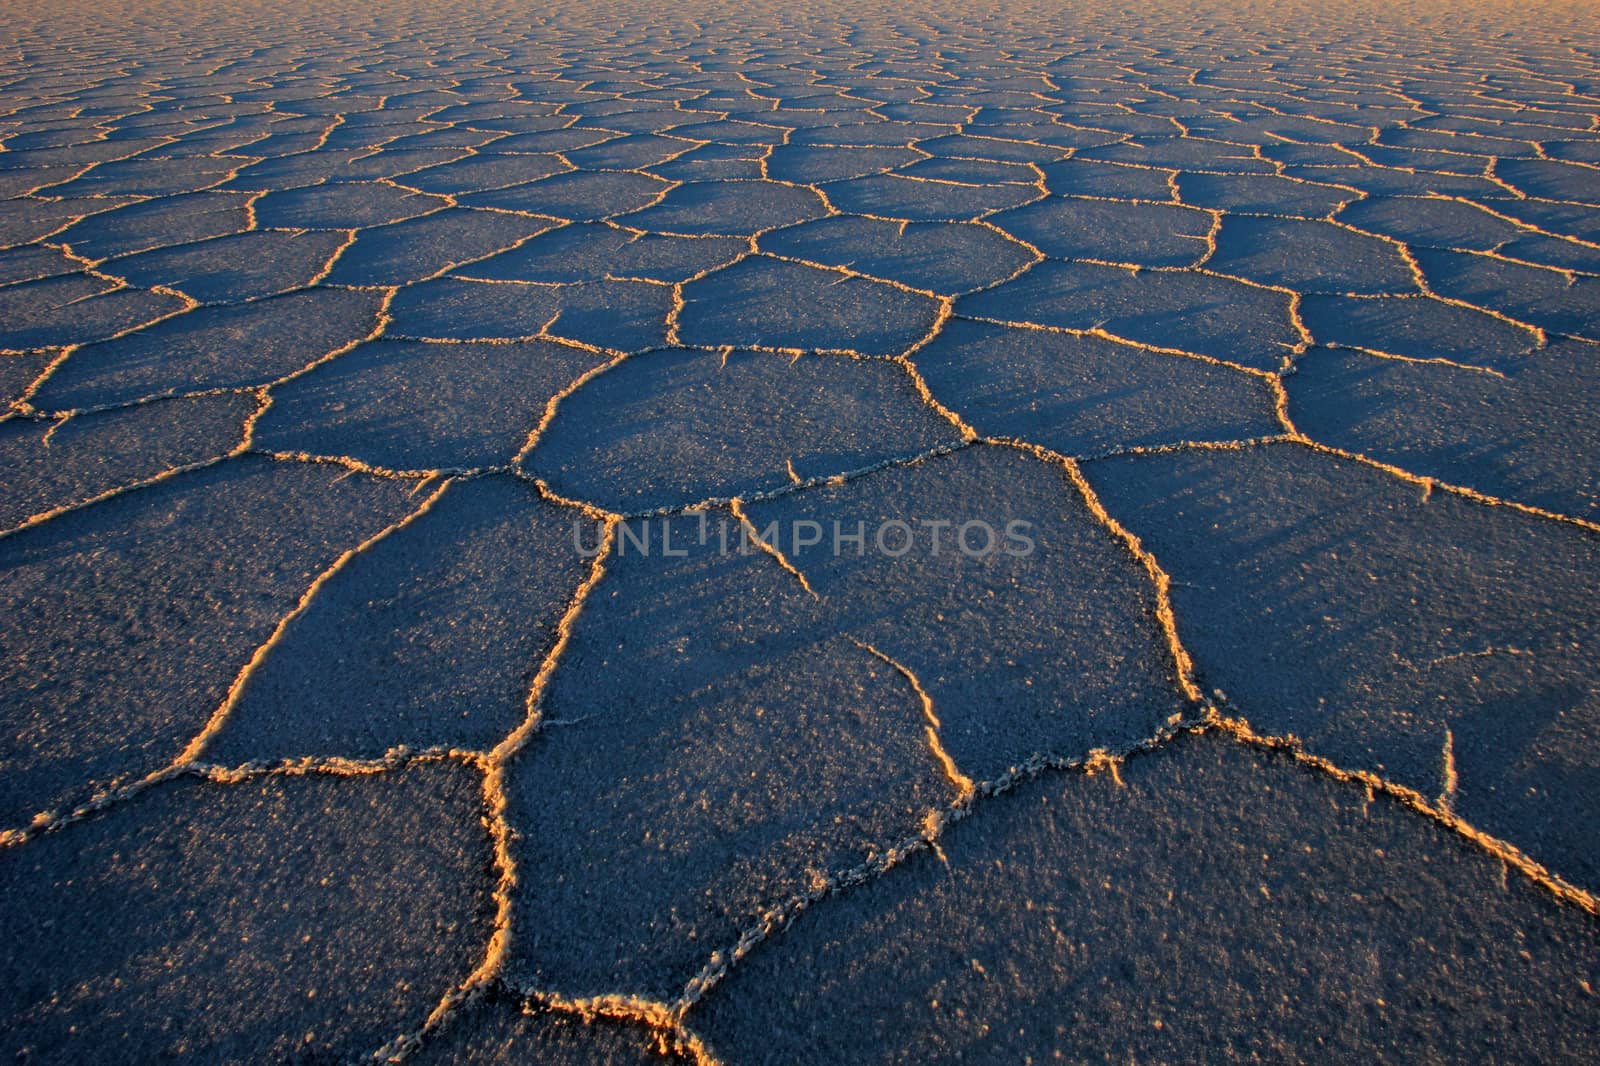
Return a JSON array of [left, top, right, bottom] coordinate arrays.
[[2, 0, 1598, 1060]]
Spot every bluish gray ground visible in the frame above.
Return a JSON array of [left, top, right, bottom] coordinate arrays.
[[1, 0, 1598, 1061]]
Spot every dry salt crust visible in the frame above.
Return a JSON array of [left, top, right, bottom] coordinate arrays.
[[1, 0, 1599, 1060]]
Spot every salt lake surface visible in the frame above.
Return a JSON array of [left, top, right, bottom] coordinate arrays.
[[2, 0, 1598, 1061]]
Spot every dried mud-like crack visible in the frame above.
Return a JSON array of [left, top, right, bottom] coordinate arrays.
[[2, 0, 1599, 1062]]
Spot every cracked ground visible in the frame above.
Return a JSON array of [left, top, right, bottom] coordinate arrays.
[[2, 0, 1600, 1061]]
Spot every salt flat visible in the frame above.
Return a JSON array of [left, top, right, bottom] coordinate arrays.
[[1, 0, 1598, 1061]]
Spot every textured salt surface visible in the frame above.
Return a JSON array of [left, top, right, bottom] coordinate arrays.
[[1, 0, 1598, 1061]]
